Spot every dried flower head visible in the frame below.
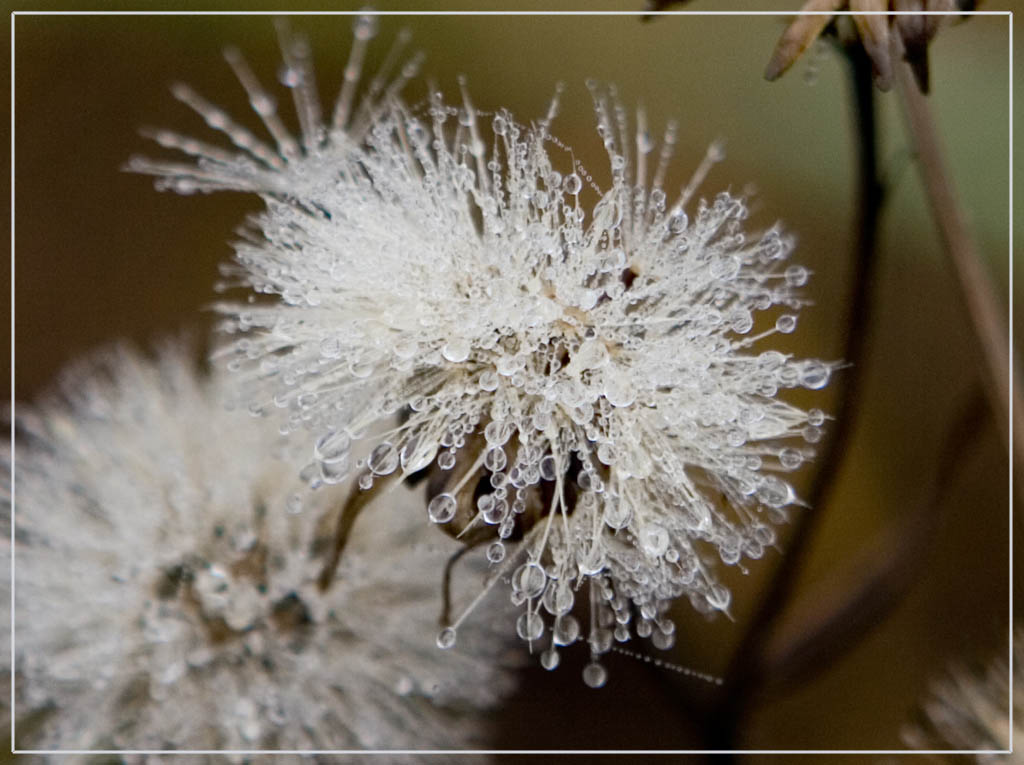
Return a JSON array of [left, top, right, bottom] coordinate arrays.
[[762, 0, 976, 92], [644, 0, 975, 92], [6, 344, 514, 752], [902, 629, 1020, 758], [132, 18, 833, 684]]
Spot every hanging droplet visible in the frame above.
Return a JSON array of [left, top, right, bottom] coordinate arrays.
[[436, 627, 457, 649], [428, 493, 457, 523], [582, 662, 608, 689], [368, 442, 399, 475]]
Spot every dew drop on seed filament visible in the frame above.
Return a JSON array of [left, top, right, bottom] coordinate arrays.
[[436, 627, 457, 649], [651, 629, 676, 650], [582, 662, 608, 688], [779, 448, 803, 470], [428, 493, 457, 523], [641, 524, 669, 557], [442, 338, 471, 363], [706, 584, 731, 610], [486, 542, 505, 563], [800, 361, 830, 389], [484, 447, 507, 472], [513, 562, 547, 599], [516, 612, 544, 641], [540, 649, 560, 670], [368, 442, 399, 475], [784, 264, 808, 287], [553, 614, 580, 645], [775, 314, 797, 334]]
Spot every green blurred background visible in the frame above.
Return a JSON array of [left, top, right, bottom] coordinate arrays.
[[5, 1, 1017, 760]]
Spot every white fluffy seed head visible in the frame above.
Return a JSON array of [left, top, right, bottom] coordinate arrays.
[[902, 629, 1021, 755], [134, 24, 834, 681], [4, 344, 515, 752]]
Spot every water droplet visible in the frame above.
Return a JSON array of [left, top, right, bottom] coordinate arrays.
[[484, 420, 514, 446], [603, 370, 635, 408], [513, 562, 547, 599], [278, 66, 301, 88], [582, 662, 608, 688], [350, 358, 374, 378], [542, 581, 574, 615], [779, 448, 803, 470], [486, 542, 506, 563], [641, 524, 669, 557], [319, 456, 351, 484], [540, 648, 560, 670], [442, 338, 471, 363], [651, 629, 675, 650], [484, 446, 507, 472], [800, 361, 830, 389], [553, 614, 580, 645], [564, 173, 582, 195], [785, 264, 808, 287], [731, 310, 754, 334], [706, 584, 731, 610], [394, 338, 418, 360], [602, 502, 631, 530], [516, 611, 545, 641], [775, 314, 797, 334], [428, 493, 457, 523], [315, 430, 351, 462], [575, 339, 609, 371], [436, 627, 457, 649], [319, 336, 342, 359], [368, 442, 399, 475]]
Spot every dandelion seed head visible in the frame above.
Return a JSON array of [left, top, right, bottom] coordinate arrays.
[[6, 344, 514, 752], [134, 23, 834, 680]]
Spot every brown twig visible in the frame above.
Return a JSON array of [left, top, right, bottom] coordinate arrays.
[[891, 34, 1023, 486], [706, 43, 884, 753], [317, 469, 402, 591], [440, 542, 481, 627]]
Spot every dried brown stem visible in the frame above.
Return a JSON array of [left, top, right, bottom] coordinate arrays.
[[317, 469, 402, 591], [891, 34, 1023, 485], [440, 542, 480, 627], [705, 44, 884, 753]]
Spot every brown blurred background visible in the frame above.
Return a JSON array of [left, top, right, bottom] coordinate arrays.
[[5, 1, 1018, 760]]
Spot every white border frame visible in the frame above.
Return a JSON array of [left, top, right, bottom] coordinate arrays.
[[8, 7, 1015, 761]]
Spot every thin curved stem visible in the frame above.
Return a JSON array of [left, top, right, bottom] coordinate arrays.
[[705, 43, 884, 753], [317, 469, 402, 591], [891, 34, 1023, 489]]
